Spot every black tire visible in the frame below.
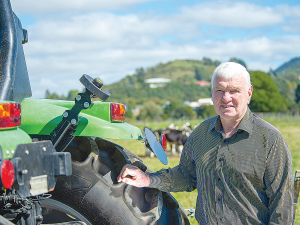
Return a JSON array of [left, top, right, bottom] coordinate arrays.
[[42, 137, 189, 225]]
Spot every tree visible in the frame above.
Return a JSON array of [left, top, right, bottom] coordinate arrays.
[[229, 58, 247, 69], [195, 67, 208, 81], [136, 68, 146, 83], [214, 60, 221, 67], [67, 90, 80, 100], [273, 76, 296, 104], [203, 57, 213, 65], [124, 105, 134, 120], [45, 90, 68, 100], [295, 83, 300, 103], [249, 71, 290, 112], [45, 90, 51, 99], [45, 90, 61, 99], [137, 101, 163, 121], [196, 105, 216, 119], [163, 100, 196, 119]]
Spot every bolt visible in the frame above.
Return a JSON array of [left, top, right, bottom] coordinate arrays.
[[36, 215, 43, 223], [11, 150, 14, 155], [63, 112, 68, 117], [71, 119, 77, 125], [92, 78, 103, 89], [25, 150, 29, 155], [43, 147, 46, 151], [84, 102, 89, 108], [75, 95, 81, 101], [22, 169, 28, 175], [6, 151, 10, 156]]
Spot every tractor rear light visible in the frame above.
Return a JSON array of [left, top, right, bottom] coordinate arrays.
[[1, 160, 15, 189], [111, 103, 125, 122], [0, 103, 21, 128], [160, 134, 167, 151]]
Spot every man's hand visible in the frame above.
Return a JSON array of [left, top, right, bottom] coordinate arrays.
[[117, 164, 150, 187]]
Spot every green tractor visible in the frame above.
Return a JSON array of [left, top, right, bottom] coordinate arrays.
[[0, 0, 189, 224]]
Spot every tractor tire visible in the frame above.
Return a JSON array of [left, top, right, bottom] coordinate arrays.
[[41, 137, 189, 225]]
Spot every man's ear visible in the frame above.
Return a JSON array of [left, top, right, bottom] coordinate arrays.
[[248, 85, 253, 104]]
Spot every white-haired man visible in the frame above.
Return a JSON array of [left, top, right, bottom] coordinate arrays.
[[118, 62, 294, 224]]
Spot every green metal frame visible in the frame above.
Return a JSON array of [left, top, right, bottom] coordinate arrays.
[[20, 99, 143, 140], [0, 128, 32, 159]]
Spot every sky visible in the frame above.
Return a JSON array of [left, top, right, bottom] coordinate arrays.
[[10, 0, 300, 98]]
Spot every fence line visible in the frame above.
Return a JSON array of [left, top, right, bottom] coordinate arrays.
[[255, 112, 300, 124]]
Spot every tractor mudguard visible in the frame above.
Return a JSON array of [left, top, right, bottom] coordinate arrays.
[[0, 128, 32, 159], [20, 98, 143, 140]]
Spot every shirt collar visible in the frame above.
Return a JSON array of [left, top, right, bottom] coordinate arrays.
[[209, 107, 253, 135]]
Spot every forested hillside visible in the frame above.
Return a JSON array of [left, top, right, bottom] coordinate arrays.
[[270, 57, 300, 105], [106, 58, 219, 103], [274, 57, 300, 78], [45, 57, 300, 121]]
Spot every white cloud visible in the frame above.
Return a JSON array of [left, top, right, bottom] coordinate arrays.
[[201, 35, 300, 71], [180, 1, 284, 28], [11, 0, 154, 13], [10, 0, 300, 98], [26, 13, 174, 49], [26, 33, 300, 98]]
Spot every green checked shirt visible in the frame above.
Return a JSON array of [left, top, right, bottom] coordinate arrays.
[[148, 107, 293, 224]]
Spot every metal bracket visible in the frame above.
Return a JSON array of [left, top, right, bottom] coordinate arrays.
[[184, 208, 195, 217]]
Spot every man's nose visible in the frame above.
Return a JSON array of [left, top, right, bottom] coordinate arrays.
[[222, 92, 232, 102]]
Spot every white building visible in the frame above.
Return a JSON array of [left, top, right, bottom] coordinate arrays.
[[145, 78, 173, 88], [190, 98, 213, 108]]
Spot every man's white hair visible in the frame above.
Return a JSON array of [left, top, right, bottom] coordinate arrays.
[[211, 62, 251, 89]]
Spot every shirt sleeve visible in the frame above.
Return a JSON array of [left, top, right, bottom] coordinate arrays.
[[148, 135, 197, 193], [264, 134, 294, 224]]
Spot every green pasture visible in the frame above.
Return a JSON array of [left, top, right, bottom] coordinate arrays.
[[111, 115, 300, 225]]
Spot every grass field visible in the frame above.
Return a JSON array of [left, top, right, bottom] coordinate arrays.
[[110, 116, 300, 225]]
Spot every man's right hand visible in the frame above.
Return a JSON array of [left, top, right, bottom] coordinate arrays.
[[117, 164, 150, 187]]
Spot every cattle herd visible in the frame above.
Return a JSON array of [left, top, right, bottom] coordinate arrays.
[[145, 122, 194, 157]]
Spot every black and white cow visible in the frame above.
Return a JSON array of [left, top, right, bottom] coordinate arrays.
[[181, 122, 193, 138], [157, 126, 189, 157]]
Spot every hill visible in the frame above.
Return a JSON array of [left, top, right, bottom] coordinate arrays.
[[105, 58, 220, 103], [275, 57, 300, 78], [269, 57, 300, 104], [45, 57, 300, 118], [144, 59, 218, 81], [105, 56, 300, 105]]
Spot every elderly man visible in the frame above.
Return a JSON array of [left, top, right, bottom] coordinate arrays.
[[118, 62, 294, 224]]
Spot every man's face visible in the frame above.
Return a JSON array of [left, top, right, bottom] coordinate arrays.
[[212, 75, 252, 122]]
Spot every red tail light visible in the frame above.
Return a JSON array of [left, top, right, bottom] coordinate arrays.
[[160, 134, 167, 151], [0, 103, 21, 128], [1, 160, 15, 189], [111, 103, 125, 122]]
